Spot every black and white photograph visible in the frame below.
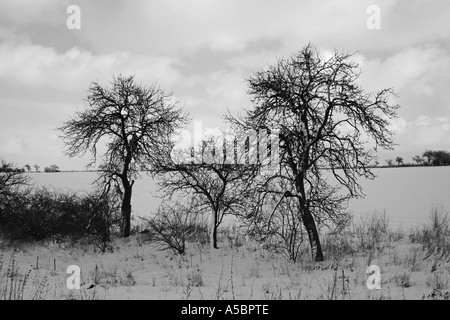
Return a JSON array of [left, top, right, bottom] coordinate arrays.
[[0, 0, 450, 305]]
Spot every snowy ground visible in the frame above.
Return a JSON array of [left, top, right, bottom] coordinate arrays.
[[1, 226, 449, 300]]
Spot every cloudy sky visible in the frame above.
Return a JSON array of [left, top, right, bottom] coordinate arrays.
[[0, 0, 449, 170]]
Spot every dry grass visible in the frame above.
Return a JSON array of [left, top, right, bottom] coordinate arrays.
[[0, 251, 31, 300], [1, 208, 450, 300]]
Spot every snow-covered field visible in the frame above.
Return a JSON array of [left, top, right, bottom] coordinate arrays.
[[2, 221, 449, 300]]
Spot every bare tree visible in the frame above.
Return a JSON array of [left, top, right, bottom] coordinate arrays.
[[227, 44, 399, 261], [0, 160, 29, 196], [0, 159, 30, 224], [59, 75, 189, 237], [395, 156, 404, 166], [34, 164, 40, 172], [156, 136, 260, 249]]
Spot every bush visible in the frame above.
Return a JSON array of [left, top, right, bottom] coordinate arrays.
[[142, 202, 208, 255], [69, 190, 119, 247], [244, 196, 305, 262], [0, 187, 120, 250], [2, 188, 75, 240], [70, 191, 121, 252]]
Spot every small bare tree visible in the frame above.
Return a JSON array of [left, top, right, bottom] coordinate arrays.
[[395, 156, 404, 166], [59, 75, 189, 237], [156, 136, 260, 249], [0, 160, 29, 199], [0, 159, 30, 226]]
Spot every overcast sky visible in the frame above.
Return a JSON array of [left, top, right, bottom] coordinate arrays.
[[0, 0, 449, 170]]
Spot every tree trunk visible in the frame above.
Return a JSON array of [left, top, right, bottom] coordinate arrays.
[[301, 205, 324, 262], [295, 174, 324, 262], [121, 182, 133, 238], [210, 211, 218, 249]]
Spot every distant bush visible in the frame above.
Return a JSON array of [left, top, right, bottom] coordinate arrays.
[[0, 187, 121, 251], [44, 165, 60, 173], [422, 150, 450, 166]]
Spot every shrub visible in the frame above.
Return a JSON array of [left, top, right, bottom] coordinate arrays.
[[2, 188, 74, 240], [72, 191, 121, 252], [142, 202, 208, 255], [244, 196, 305, 262]]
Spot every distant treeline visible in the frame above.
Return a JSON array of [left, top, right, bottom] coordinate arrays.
[[384, 150, 450, 167], [0, 164, 25, 173], [0, 163, 61, 173], [4, 150, 450, 174]]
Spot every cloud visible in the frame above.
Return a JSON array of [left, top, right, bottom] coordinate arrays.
[[0, 0, 68, 27], [390, 117, 409, 134], [64, 0, 450, 59], [0, 42, 182, 93], [2, 138, 23, 154], [1, 0, 450, 169], [415, 115, 431, 127], [357, 45, 446, 92], [0, 41, 184, 168], [65, 0, 371, 55], [413, 126, 450, 148]]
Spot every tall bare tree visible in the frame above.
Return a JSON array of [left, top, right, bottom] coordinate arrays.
[[59, 75, 189, 237], [156, 136, 260, 249], [228, 44, 399, 261]]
